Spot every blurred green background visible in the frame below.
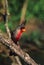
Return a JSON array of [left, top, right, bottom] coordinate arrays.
[[0, 0, 44, 65]]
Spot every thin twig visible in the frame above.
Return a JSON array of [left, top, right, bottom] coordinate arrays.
[[15, 56, 22, 65], [4, 0, 11, 39]]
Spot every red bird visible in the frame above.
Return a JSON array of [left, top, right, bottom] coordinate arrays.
[[9, 20, 26, 56], [11, 20, 26, 46]]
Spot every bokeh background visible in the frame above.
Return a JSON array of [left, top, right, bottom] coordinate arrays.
[[0, 0, 44, 65]]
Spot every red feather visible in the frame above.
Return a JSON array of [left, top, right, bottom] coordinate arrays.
[[15, 30, 23, 40]]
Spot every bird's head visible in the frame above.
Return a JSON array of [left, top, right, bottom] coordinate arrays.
[[20, 27, 26, 32], [20, 19, 26, 32]]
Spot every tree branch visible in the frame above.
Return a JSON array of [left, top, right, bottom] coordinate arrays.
[[0, 33, 38, 65], [5, 0, 11, 39], [3, 0, 11, 39], [20, 0, 28, 24], [15, 56, 22, 65]]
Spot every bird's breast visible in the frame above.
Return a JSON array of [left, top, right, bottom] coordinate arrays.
[[15, 30, 22, 40]]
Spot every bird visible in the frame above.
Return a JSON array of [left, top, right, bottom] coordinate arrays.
[[9, 20, 26, 56], [11, 20, 26, 45]]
